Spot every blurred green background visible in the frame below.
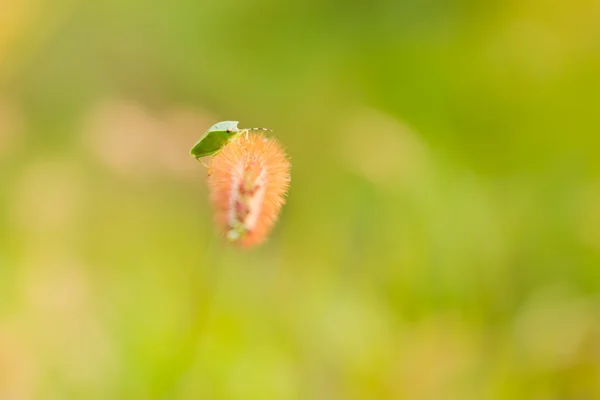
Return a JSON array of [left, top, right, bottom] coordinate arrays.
[[1, 0, 600, 398]]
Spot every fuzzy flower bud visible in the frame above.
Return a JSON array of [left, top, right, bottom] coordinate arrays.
[[208, 132, 290, 247]]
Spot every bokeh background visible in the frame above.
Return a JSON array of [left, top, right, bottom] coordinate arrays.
[[2, 0, 600, 398]]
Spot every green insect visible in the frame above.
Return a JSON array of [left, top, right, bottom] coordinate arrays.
[[190, 121, 272, 160]]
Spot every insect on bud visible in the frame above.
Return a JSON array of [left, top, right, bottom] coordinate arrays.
[[208, 132, 290, 247]]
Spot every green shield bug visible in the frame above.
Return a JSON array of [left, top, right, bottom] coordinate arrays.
[[190, 121, 272, 159]]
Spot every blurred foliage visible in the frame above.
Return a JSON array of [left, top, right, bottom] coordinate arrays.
[[1, 0, 600, 398]]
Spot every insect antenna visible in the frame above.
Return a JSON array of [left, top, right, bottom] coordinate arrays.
[[247, 127, 273, 132]]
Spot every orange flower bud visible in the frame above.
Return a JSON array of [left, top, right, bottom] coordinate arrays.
[[207, 132, 290, 247]]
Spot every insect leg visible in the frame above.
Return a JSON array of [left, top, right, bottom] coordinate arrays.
[[240, 129, 253, 146], [199, 157, 210, 168], [206, 156, 215, 176]]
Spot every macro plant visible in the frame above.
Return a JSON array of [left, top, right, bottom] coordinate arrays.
[[191, 122, 291, 247]]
